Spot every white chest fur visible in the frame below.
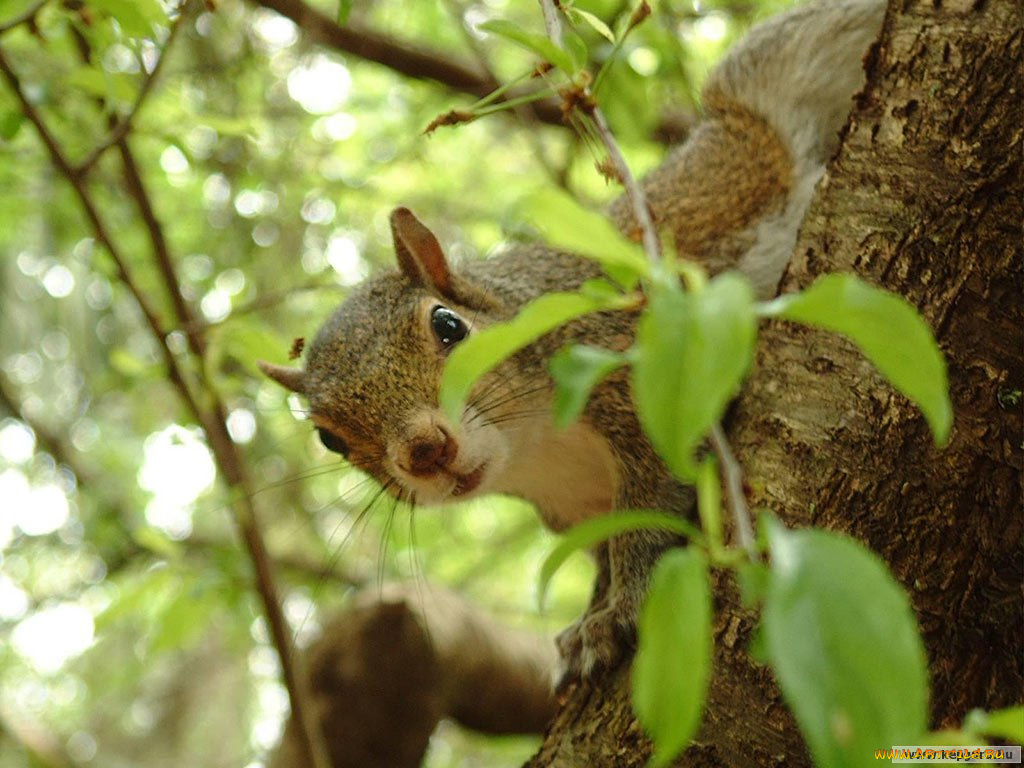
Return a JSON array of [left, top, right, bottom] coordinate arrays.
[[494, 420, 618, 532]]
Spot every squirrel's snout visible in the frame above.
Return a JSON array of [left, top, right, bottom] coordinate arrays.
[[405, 425, 457, 477]]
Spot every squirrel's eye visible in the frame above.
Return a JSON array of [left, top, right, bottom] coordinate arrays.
[[430, 306, 469, 350], [317, 428, 349, 457]]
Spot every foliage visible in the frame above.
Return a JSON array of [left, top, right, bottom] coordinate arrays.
[[428, 4, 979, 768], [0, 0, 776, 765], [0, 0, 988, 767]]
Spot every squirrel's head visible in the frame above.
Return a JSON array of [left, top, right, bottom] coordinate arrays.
[[258, 208, 536, 507]]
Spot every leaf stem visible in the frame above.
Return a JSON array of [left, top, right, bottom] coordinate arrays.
[[709, 424, 757, 560], [537, 0, 661, 267]]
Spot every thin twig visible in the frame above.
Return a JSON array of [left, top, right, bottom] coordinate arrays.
[[534, 0, 756, 558], [0, 45, 207, 429], [442, 0, 561, 181], [0, 40, 332, 768], [76, 3, 189, 175], [537, 0, 660, 266], [589, 104, 661, 265], [710, 424, 756, 559], [250, 0, 573, 127]]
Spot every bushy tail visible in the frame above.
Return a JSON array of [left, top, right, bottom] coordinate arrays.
[[611, 0, 886, 296], [706, 0, 886, 169]]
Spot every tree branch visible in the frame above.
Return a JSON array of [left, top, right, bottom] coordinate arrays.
[[248, 0, 567, 127], [0, 46, 207, 430], [0, 39, 332, 768], [75, 3, 188, 175]]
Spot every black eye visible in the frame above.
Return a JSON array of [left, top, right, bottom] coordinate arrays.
[[317, 427, 349, 457], [430, 306, 469, 350]]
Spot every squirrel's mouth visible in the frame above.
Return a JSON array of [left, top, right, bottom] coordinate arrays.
[[451, 464, 486, 497]]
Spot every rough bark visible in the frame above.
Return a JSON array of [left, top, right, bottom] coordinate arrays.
[[530, 1, 1022, 765]]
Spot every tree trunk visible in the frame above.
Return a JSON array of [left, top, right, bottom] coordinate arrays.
[[529, 1, 1023, 765]]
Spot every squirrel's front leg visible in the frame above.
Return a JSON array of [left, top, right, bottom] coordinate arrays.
[[556, 528, 680, 677]]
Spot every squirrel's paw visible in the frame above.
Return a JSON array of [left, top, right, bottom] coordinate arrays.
[[555, 597, 637, 680]]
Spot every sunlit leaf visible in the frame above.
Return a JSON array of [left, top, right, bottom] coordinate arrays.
[[763, 523, 929, 768], [520, 187, 648, 287], [89, 0, 167, 36], [480, 20, 577, 74], [761, 273, 952, 445], [569, 8, 616, 42], [632, 548, 712, 767], [133, 526, 183, 559], [0, 109, 23, 140], [337, 0, 354, 25], [66, 67, 137, 104], [964, 706, 1024, 743], [695, 457, 723, 557], [633, 273, 757, 481]]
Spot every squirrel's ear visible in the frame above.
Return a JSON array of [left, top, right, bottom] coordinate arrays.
[[257, 360, 307, 394], [390, 207, 454, 297]]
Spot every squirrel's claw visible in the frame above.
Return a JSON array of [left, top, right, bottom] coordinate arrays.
[[555, 597, 638, 681]]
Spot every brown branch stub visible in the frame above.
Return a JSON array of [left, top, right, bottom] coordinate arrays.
[[423, 108, 476, 134]]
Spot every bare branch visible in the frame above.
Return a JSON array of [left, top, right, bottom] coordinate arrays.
[[0, 39, 333, 768], [588, 104, 661, 265], [248, 0, 568, 126], [76, 4, 189, 175], [0, 45, 207, 429], [539, 0, 563, 46]]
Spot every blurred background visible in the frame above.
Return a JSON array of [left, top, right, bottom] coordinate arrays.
[[0, 0, 790, 765]]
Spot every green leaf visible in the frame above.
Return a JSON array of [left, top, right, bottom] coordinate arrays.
[[0, 109, 23, 140], [568, 8, 616, 43], [563, 30, 589, 72], [549, 344, 625, 429], [964, 706, 1024, 743], [736, 560, 769, 609], [479, 20, 577, 74], [440, 290, 621, 422], [632, 548, 712, 767], [538, 511, 703, 609], [762, 273, 952, 445], [521, 188, 648, 287], [633, 273, 757, 481], [66, 66, 136, 104], [593, 56, 658, 142], [88, 0, 167, 36], [763, 524, 929, 768], [0, 0, 41, 26], [337, 0, 354, 25], [695, 457, 723, 558]]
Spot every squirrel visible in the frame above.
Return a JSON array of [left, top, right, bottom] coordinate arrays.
[[259, 0, 886, 677]]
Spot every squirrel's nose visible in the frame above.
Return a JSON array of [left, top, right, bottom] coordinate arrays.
[[406, 426, 457, 476]]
